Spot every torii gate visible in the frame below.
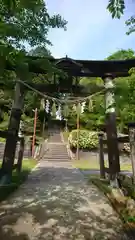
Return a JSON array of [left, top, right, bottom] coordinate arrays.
[[1, 56, 135, 183]]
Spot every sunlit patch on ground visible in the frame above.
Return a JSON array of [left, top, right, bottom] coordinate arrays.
[[0, 161, 129, 239]]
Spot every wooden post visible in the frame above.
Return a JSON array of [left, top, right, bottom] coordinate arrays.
[[17, 137, 25, 173], [41, 99, 45, 138], [1, 82, 25, 183], [32, 108, 37, 157], [99, 133, 105, 179], [76, 103, 80, 160], [103, 74, 120, 187], [42, 112, 45, 138], [128, 123, 135, 184], [65, 119, 68, 132]]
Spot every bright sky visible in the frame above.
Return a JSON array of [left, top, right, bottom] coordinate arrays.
[[46, 0, 135, 60]]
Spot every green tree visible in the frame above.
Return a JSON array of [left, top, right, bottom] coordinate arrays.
[[107, 49, 135, 60], [107, 0, 135, 35], [0, 0, 67, 73], [0, 0, 67, 114], [0, 0, 67, 50], [106, 49, 135, 132], [68, 49, 135, 133], [0, 0, 67, 135], [28, 46, 52, 57]]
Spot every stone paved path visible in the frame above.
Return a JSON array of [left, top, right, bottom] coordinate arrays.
[[0, 160, 131, 240], [0, 129, 132, 240]]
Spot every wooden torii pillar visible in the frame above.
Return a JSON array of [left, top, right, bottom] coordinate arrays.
[[103, 73, 120, 187], [1, 64, 28, 184], [1, 82, 25, 183]]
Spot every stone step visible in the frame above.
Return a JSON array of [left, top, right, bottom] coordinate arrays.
[[48, 144, 66, 146], [43, 155, 69, 158], [48, 146, 66, 148], [44, 156, 69, 158], [44, 159, 70, 162], [45, 153, 68, 156], [48, 146, 67, 149], [48, 149, 67, 152], [47, 148, 67, 150], [49, 145, 66, 146], [43, 132, 70, 163], [48, 142, 65, 144], [45, 157, 69, 159], [45, 158, 69, 160], [47, 148, 67, 151], [45, 152, 69, 155], [48, 147, 67, 150], [47, 151, 68, 154]]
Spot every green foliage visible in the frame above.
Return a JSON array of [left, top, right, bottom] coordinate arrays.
[[0, 0, 67, 50], [69, 130, 98, 150], [63, 105, 69, 118], [126, 16, 135, 35], [62, 130, 69, 142], [0, 113, 9, 130], [107, 0, 135, 35], [79, 95, 105, 131], [51, 102, 57, 117], [24, 91, 41, 116], [0, 0, 67, 133], [66, 105, 77, 129], [79, 77, 103, 95], [107, 0, 125, 19], [0, 137, 6, 143], [126, 216, 135, 223], [29, 46, 52, 57], [0, 0, 67, 83], [21, 114, 41, 134], [66, 49, 135, 133], [107, 49, 135, 60]]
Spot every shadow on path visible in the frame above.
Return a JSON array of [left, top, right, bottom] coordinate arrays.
[[0, 164, 131, 240]]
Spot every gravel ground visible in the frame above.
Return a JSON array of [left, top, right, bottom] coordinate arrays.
[[0, 160, 131, 240]]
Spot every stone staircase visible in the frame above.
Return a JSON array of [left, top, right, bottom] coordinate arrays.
[[44, 143, 70, 162], [48, 128, 62, 143], [43, 128, 70, 163]]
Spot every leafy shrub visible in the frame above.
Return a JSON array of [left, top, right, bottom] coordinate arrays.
[[0, 121, 8, 131], [0, 137, 6, 143], [22, 115, 41, 134], [68, 129, 98, 150], [0, 113, 9, 131]]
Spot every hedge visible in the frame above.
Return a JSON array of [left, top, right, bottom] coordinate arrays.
[[68, 129, 99, 150]]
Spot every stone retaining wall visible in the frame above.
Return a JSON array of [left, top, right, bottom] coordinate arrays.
[[0, 142, 31, 159], [70, 148, 131, 164]]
